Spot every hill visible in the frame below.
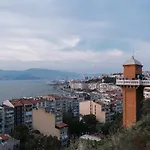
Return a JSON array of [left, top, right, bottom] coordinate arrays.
[[0, 68, 81, 80]]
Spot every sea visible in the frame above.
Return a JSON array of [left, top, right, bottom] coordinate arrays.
[[0, 80, 62, 103]]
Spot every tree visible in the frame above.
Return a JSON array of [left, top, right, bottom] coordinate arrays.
[[142, 98, 150, 116], [82, 114, 98, 125], [63, 113, 98, 137], [25, 135, 61, 150], [12, 125, 61, 150], [109, 113, 123, 134], [12, 124, 29, 150], [67, 99, 150, 150]]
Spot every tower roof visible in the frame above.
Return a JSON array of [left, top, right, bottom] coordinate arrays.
[[123, 56, 142, 66]]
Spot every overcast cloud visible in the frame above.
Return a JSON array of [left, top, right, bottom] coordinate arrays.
[[0, 0, 150, 73]]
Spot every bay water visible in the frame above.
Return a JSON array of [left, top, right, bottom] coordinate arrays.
[[0, 80, 62, 103]]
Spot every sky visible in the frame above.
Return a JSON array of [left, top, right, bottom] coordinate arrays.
[[0, 0, 150, 74]]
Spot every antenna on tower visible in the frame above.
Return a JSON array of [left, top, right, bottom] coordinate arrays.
[[132, 49, 135, 59]]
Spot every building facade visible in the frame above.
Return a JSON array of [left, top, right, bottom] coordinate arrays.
[[3, 106, 14, 134], [11, 100, 24, 127], [41, 95, 80, 117], [80, 100, 111, 123], [32, 108, 68, 146], [0, 107, 5, 134], [69, 81, 88, 90], [20, 99, 33, 130]]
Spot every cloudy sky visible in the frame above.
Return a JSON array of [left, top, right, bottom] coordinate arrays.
[[0, 0, 150, 73]]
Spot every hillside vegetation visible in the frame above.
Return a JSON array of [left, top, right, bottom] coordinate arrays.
[[66, 99, 150, 150]]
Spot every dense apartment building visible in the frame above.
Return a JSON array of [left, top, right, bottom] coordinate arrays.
[[0, 94, 79, 136], [11, 100, 24, 127], [20, 99, 33, 130], [0, 107, 4, 134], [32, 107, 68, 146], [73, 91, 91, 101], [2, 100, 14, 134], [41, 94, 80, 117], [88, 83, 98, 90], [2, 99, 34, 132], [69, 80, 88, 90], [3, 106, 14, 134], [80, 100, 112, 123], [111, 101, 122, 113]]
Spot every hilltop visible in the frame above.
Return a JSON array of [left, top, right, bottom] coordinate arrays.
[[0, 68, 81, 80]]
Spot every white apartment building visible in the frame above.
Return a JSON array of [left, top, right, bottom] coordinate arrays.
[[69, 81, 88, 90], [3, 107, 14, 134], [144, 87, 150, 99], [100, 98, 111, 105], [0, 107, 5, 134], [144, 91, 150, 99], [88, 83, 98, 90], [2, 100, 14, 134], [39, 94, 80, 117]]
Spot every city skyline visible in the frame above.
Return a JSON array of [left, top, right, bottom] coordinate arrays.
[[0, 0, 150, 73]]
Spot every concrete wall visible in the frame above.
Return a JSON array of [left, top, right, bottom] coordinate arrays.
[[92, 102, 106, 123], [32, 108, 60, 139], [80, 101, 106, 123], [80, 101, 91, 116]]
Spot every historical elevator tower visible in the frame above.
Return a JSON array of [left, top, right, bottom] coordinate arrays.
[[116, 56, 150, 127]]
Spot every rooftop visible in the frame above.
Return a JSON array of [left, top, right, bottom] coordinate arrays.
[[80, 134, 101, 141], [28, 99, 39, 104], [3, 100, 14, 108], [123, 56, 142, 66], [93, 100, 105, 105], [0, 134, 20, 150], [56, 123, 68, 129], [11, 100, 23, 107], [20, 99, 33, 105], [42, 94, 61, 100], [0, 134, 10, 141]]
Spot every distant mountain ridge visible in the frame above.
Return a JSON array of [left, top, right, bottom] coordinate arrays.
[[0, 68, 81, 80]]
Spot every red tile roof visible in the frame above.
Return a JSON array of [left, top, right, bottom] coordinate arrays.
[[42, 94, 61, 100], [20, 99, 33, 105], [56, 123, 68, 129], [36, 99, 45, 103], [0, 134, 10, 141], [11, 100, 23, 107], [28, 99, 38, 104]]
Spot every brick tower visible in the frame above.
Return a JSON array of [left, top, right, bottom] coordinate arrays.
[[116, 56, 150, 127]]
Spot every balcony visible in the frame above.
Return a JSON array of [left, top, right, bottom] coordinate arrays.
[[116, 79, 150, 86], [60, 135, 68, 141], [25, 111, 32, 116], [25, 119, 32, 123]]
